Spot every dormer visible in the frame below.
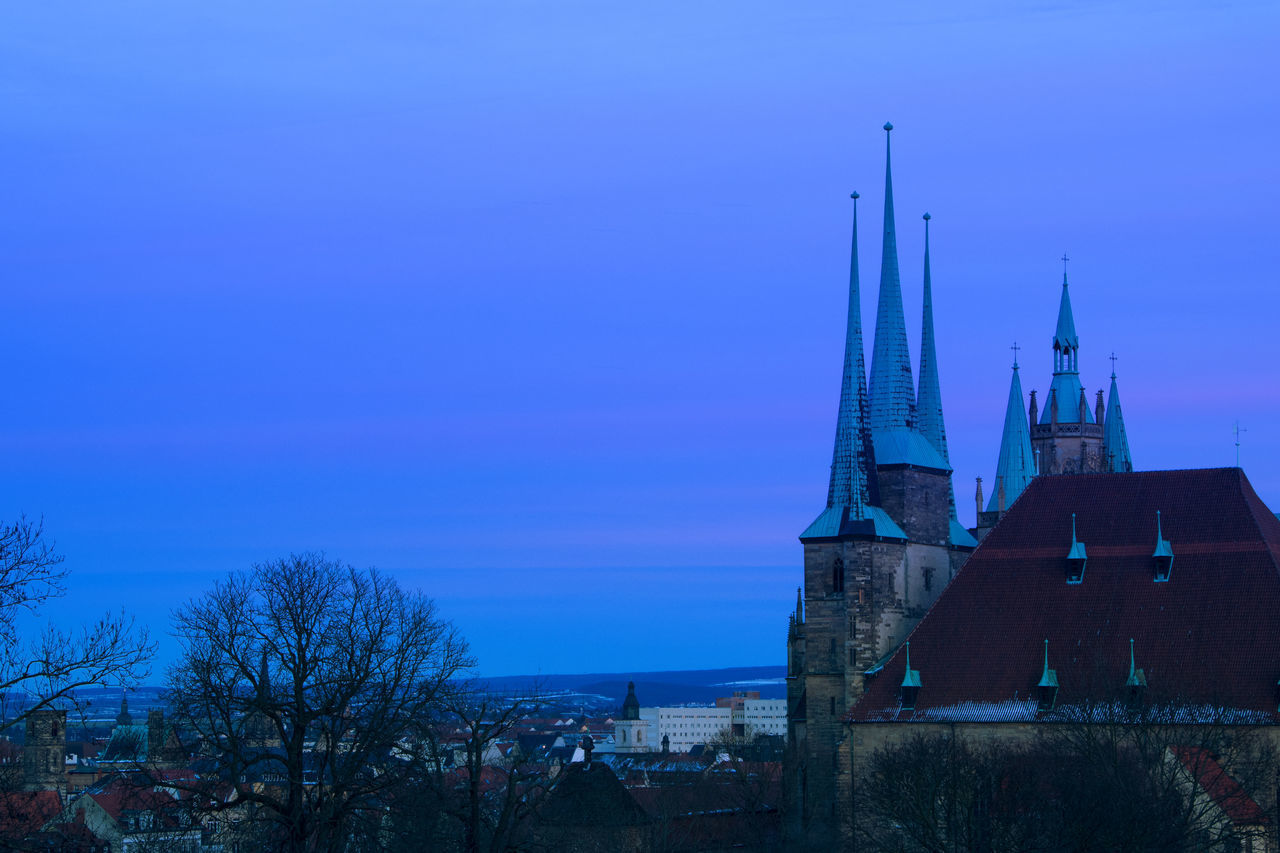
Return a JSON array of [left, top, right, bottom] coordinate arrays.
[[1126, 638, 1147, 706], [1066, 513, 1087, 583], [1037, 639, 1059, 713], [1152, 511, 1174, 582], [900, 642, 921, 710]]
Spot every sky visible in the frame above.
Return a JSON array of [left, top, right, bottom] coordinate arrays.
[[2, 0, 1277, 678]]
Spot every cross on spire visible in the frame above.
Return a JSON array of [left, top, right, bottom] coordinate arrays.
[[1061, 253, 1070, 282], [1011, 341, 1021, 368], [1109, 352, 1118, 378]]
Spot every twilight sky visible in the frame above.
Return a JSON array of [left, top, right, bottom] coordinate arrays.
[[3, 0, 1277, 677]]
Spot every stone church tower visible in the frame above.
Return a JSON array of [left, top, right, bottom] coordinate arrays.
[[613, 681, 648, 754], [23, 709, 67, 791], [785, 124, 973, 847]]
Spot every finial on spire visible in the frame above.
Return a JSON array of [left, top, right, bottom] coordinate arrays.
[[1061, 253, 1070, 284], [884, 121, 893, 131], [1109, 352, 1118, 379], [851, 191, 860, 200], [922, 212, 931, 221], [1011, 341, 1021, 369]]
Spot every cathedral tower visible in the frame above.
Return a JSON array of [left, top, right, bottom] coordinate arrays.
[[787, 125, 970, 847]]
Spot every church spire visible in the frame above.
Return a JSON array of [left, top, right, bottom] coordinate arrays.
[[1104, 361, 1133, 472], [825, 191, 880, 514], [868, 122, 915, 433], [915, 213, 956, 520], [988, 351, 1035, 513], [1040, 257, 1094, 425]]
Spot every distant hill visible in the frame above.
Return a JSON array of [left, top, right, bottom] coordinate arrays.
[[479, 665, 785, 706]]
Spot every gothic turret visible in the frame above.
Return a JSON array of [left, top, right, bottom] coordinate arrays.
[[1104, 368, 1133, 472], [1029, 259, 1108, 475], [915, 213, 949, 490], [868, 123, 915, 435], [1041, 265, 1093, 426], [988, 358, 1035, 512], [915, 214, 975, 547]]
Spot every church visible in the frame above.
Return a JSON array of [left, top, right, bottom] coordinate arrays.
[[785, 125, 1280, 851]]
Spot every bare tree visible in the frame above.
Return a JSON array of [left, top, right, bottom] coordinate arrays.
[[434, 684, 551, 853], [854, 701, 1279, 853], [0, 516, 153, 733], [166, 553, 474, 853]]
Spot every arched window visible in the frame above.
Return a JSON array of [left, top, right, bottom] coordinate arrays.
[[832, 556, 844, 594]]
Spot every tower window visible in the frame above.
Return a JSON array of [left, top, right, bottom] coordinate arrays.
[[832, 556, 844, 593]]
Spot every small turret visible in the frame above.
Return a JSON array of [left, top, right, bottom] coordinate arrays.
[[1104, 365, 1133, 473]]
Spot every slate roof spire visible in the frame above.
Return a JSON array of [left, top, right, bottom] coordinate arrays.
[[988, 354, 1035, 512], [825, 191, 880, 515], [868, 122, 916, 433], [915, 212, 956, 520], [1104, 363, 1133, 472]]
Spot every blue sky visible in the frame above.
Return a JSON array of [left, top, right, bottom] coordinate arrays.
[[3, 0, 1277, 677]]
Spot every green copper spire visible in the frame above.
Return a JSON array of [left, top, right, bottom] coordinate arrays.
[[868, 122, 916, 434], [825, 191, 879, 513], [987, 356, 1035, 512], [915, 212, 956, 520], [1104, 366, 1133, 472], [1041, 259, 1094, 425], [803, 192, 905, 541]]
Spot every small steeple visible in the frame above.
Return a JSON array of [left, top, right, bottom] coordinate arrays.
[[1054, 255, 1079, 362], [825, 190, 880, 515], [116, 693, 133, 727], [1104, 364, 1133, 472], [1037, 639, 1059, 712], [795, 586, 804, 623], [621, 681, 640, 720], [915, 212, 957, 521], [1041, 258, 1094, 425], [987, 357, 1035, 513], [868, 122, 916, 433], [1066, 513, 1087, 583]]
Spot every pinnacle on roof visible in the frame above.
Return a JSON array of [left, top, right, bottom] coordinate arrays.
[[988, 355, 1035, 513], [1126, 638, 1147, 688], [1054, 257, 1079, 353], [915, 212, 957, 521], [900, 642, 921, 689], [824, 191, 879, 516], [1104, 367, 1133, 472], [1037, 640, 1058, 689], [868, 122, 916, 434]]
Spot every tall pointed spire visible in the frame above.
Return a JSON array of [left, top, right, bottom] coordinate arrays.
[[988, 353, 1035, 512], [825, 191, 879, 514], [1104, 363, 1133, 472], [915, 212, 955, 520], [1041, 257, 1093, 424], [868, 122, 915, 433]]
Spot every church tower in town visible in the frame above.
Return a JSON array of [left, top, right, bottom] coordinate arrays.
[[1027, 261, 1133, 476], [786, 124, 973, 846]]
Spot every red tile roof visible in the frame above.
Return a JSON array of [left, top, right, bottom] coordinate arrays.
[[0, 790, 62, 837], [1169, 746, 1268, 826], [849, 469, 1280, 722]]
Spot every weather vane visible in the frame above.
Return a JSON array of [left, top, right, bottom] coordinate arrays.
[[1234, 421, 1247, 467]]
